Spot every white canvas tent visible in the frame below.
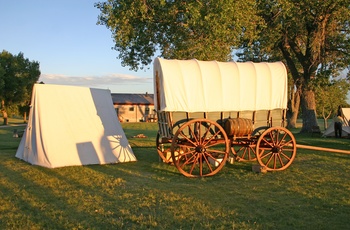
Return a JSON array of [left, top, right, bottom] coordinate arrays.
[[153, 57, 288, 112], [322, 108, 350, 137], [16, 84, 137, 168]]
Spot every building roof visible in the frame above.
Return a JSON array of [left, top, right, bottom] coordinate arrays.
[[111, 93, 154, 105]]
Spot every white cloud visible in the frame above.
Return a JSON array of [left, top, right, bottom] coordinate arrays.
[[38, 73, 153, 93]]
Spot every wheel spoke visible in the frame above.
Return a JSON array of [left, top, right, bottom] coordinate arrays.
[[240, 147, 250, 160], [279, 139, 294, 148], [261, 136, 274, 148], [277, 153, 285, 167], [179, 154, 198, 173], [198, 153, 202, 176], [260, 150, 273, 160], [205, 140, 225, 149], [232, 141, 257, 161], [178, 131, 197, 147], [201, 122, 212, 143], [244, 148, 255, 161], [203, 154, 214, 172], [187, 124, 198, 144], [207, 149, 226, 154], [273, 154, 277, 169], [203, 129, 221, 146], [265, 153, 274, 166], [275, 130, 280, 144], [279, 151, 292, 161], [277, 132, 287, 145], [176, 149, 196, 164], [176, 143, 195, 150], [248, 147, 256, 159], [268, 131, 276, 146]]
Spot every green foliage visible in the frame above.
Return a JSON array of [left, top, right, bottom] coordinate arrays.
[[314, 76, 350, 119], [239, 0, 350, 83], [237, 0, 350, 131], [0, 50, 40, 111], [95, 0, 261, 70], [1, 123, 350, 229]]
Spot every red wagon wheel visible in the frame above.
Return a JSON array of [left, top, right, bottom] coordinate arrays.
[[156, 132, 173, 164], [231, 127, 269, 162], [231, 140, 257, 162], [171, 119, 230, 177], [256, 127, 296, 171]]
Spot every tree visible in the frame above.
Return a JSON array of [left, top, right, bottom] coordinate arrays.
[[96, 0, 349, 132], [95, 0, 261, 70], [238, 0, 350, 132], [314, 75, 350, 129], [0, 50, 40, 124]]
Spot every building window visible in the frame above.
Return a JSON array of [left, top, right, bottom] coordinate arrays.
[[129, 107, 134, 111]]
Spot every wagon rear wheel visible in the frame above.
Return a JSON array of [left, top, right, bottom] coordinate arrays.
[[171, 119, 230, 177], [231, 140, 257, 162], [231, 126, 269, 162], [256, 127, 296, 171]]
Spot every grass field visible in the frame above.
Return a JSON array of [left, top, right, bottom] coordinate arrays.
[[0, 121, 349, 229]]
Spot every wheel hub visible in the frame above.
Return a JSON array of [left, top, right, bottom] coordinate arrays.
[[196, 145, 206, 153], [272, 146, 281, 153]]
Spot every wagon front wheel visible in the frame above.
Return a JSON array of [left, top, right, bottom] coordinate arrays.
[[256, 127, 296, 171], [171, 119, 230, 177]]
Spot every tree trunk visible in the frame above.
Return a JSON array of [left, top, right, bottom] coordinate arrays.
[[322, 108, 332, 130], [1, 100, 8, 125], [2, 111, 8, 125], [300, 90, 318, 133], [287, 87, 301, 129]]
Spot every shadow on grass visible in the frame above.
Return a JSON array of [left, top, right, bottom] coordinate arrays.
[[1, 122, 350, 229]]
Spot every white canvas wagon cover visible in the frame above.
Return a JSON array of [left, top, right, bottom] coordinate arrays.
[[154, 58, 288, 112]]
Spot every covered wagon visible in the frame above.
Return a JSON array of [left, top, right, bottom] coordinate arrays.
[[153, 57, 296, 177]]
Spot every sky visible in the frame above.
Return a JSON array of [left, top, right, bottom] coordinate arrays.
[[0, 0, 153, 94]]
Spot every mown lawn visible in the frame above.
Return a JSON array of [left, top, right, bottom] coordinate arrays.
[[0, 121, 349, 229]]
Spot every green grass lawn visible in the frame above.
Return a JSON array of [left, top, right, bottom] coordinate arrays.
[[0, 122, 349, 229]]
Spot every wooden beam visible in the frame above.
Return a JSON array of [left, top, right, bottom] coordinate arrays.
[[296, 144, 350, 155]]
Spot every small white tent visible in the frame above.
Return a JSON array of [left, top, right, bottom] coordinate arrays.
[[16, 84, 137, 168], [322, 108, 350, 137]]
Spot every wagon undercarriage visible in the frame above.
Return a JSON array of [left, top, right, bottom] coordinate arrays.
[[156, 116, 297, 178]]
